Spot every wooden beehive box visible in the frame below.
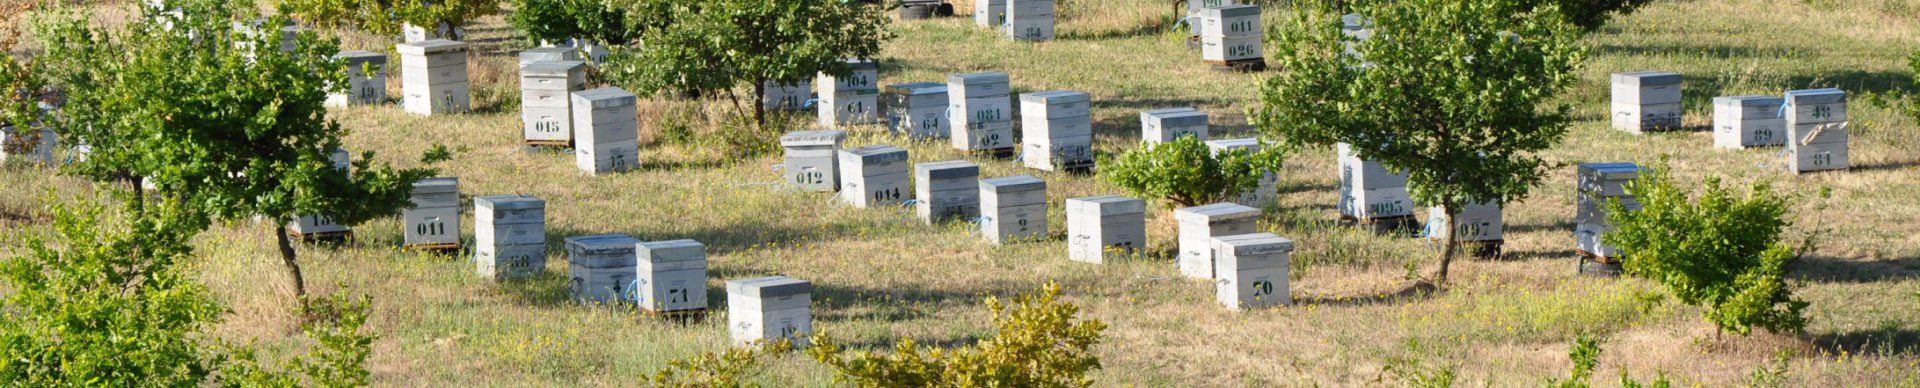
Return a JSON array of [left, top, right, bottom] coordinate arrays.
[[402, 177, 460, 248], [1712, 95, 1785, 149], [764, 80, 812, 112], [1174, 202, 1260, 279], [948, 72, 1015, 153], [565, 234, 638, 304], [1424, 202, 1503, 243], [397, 39, 471, 115], [475, 195, 547, 281], [1007, 0, 1055, 41], [1336, 143, 1411, 219], [636, 239, 709, 314], [1143, 108, 1210, 144], [838, 145, 912, 208], [1784, 88, 1849, 173], [975, 0, 1008, 27], [570, 87, 640, 175], [915, 160, 982, 224], [517, 47, 581, 68], [817, 59, 881, 128], [780, 130, 848, 192], [1199, 5, 1263, 63], [327, 51, 387, 107], [1019, 90, 1094, 171], [1066, 195, 1147, 264], [288, 148, 353, 237], [1211, 233, 1293, 311], [980, 175, 1048, 244], [1609, 71, 1683, 133], [521, 60, 589, 145], [884, 82, 952, 139], [1206, 138, 1277, 207], [727, 276, 813, 346]]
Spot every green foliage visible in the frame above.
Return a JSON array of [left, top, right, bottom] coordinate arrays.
[[600, 0, 892, 127], [1, 2, 51, 158], [643, 341, 790, 387], [1384, 357, 1458, 388], [1746, 350, 1793, 388], [809, 282, 1108, 387], [33, 3, 444, 298], [1602, 169, 1810, 336], [1101, 136, 1282, 207], [509, 0, 648, 46], [283, 0, 499, 39], [1546, 335, 1672, 388], [1521, 0, 1658, 31], [1254, 0, 1585, 284]]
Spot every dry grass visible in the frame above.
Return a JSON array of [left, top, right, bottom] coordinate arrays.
[[4, 0, 1920, 386]]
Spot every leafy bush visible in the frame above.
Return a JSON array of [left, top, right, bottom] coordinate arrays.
[[1546, 335, 1671, 388], [1101, 136, 1282, 207], [1521, 0, 1658, 31], [508, 0, 647, 47], [1603, 169, 1810, 336], [283, 0, 499, 40], [808, 282, 1107, 387], [643, 341, 790, 387]]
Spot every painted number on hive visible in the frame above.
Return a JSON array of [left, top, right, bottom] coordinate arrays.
[[1252, 279, 1274, 297], [795, 171, 825, 185], [1812, 152, 1832, 166], [873, 187, 901, 201], [534, 120, 563, 133], [1811, 105, 1832, 120], [1228, 44, 1258, 57], [416, 221, 446, 236]]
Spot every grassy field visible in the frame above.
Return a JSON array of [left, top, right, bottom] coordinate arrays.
[[6, 0, 1920, 385]]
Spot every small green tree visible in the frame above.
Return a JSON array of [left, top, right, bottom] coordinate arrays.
[[1253, 0, 1586, 285], [284, 0, 499, 41], [809, 282, 1107, 387], [510, 0, 655, 47], [600, 0, 892, 128], [1102, 136, 1283, 207], [1546, 335, 1672, 388], [34, 3, 445, 300], [1602, 169, 1810, 336]]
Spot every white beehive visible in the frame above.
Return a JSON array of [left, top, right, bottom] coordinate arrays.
[[1609, 71, 1683, 133], [916, 160, 981, 224], [1065, 195, 1146, 264], [980, 175, 1048, 245], [397, 40, 471, 115], [1336, 143, 1412, 220], [764, 80, 812, 111], [636, 240, 709, 314], [402, 177, 460, 248], [1175, 202, 1260, 279], [565, 234, 638, 304], [1784, 88, 1849, 174], [885, 82, 951, 139], [1186, 0, 1238, 36], [727, 276, 812, 346], [475, 195, 546, 281], [974, 0, 1007, 27], [327, 51, 387, 107], [1142, 108, 1210, 144], [838, 145, 911, 208], [521, 60, 589, 145], [0, 126, 58, 165], [1199, 5, 1263, 63], [1019, 90, 1095, 171], [287, 148, 353, 237], [1006, 0, 1055, 41], [1211, 233, 1292, 311], [780, 130, 848, 192], [948, 72, 1016, 154], [1206, 138, 1278, 207], [1574, 162, 1644, 263], [1712, 96, 1785, 149], [817, 59, 881, 128], [517, 47, 580, 68], [401, 22, 462, 43], [571, 87, 640, 175], [1423, 202, 1503, 242]]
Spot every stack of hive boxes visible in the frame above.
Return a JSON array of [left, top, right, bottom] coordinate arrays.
[[1065, 195, 1146, 264], [1712, 95, 1784, 149], [571, 87, 639, 175], [974, 0, 1007, 28], [402, 177, 460, 250], [1206, 138, 1277, 207], [780, 130, 847, 192], [839, 145, 911, 208], [1337, 143, 1413, 231], [763, 80, 811, 112], [1142, 108, 1210, 144], [0, 126, 57, 165], [397, 40, 471, 115], [1186, 0, 1236, 39], [980, 175, 1048, 245], [1019, 90, 1094, 172], [1007, 0, 1055, 41], [474, 195, 546, 281], [517, 47, 579, 68], [1175, 202, 1260, 279], [817, 60, 881, 128], [1424, 202, 1504, 258], [1212, 233, 1293, 311], [948, 72, 1015, 156], [636, 240, 709, 316], [1199, 5, 1264, 71], [326, 51, 387, 107], [915, 160, 981, 224], [727, 276, 812, 346], [1574, 162, 1644, 275], [1784, 88, 1850, 174], [287, 148, 353, 240], [520, 60, 589, 147], [565, 234, 638, 304], [884, 82, 950, 139], [1609, 71, 1683, 133]]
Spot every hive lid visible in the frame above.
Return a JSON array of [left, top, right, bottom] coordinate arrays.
[[522, 60, 586, 77], [572, 87, 638, 108], [842, 58, 878, 71], [980, 175, 1046, 192], [1019, 90, 1090, 105], [1712, 95, 1782, 107], [781, 130, 848, 147], [916, 160, 980, 179], [565, 234, 638, 254], [949, 72, 1010, 85], [885, 82, 948, 96], [843, 145, 910, 164], [727, 276, 813, 298], [519, 47, 578, 58], [476, 195, 544, 211], [396, 39, 467, 55], [1341, 13, 1372, 30], [638, 239, 705, 262], [335, 50, 387, 65], [1205, 138, 1263, 152], [1784, 88, 1846, 105], [1610, 71, 1682, 86], [1201, 4, 1261, 19], [1145, 108, 1209, 126], [1066, 195, 1146, 215], [1174, 202, 1261, 223], [412, 177, 458, 193], [1213, 233, 1295, 256]]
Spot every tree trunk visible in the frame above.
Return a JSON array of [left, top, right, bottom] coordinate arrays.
[[1435, 205, 1459, 286], [752, 80, 767, 129], [273, 220, 307, 298]]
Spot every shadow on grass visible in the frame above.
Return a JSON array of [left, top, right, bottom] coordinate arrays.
[[1851, 158, 1920, 173], [1680, 70, 1918, 115], [1294, 280, 1439, 307], [1789, 256, 1920, 283], [1812, 327, 1920, 357], [1506, 221, 1575, 235], [1595, 43, 1785, 60], [1501, 248, 1578, 262], [807, 281, 1026, 323], [1060, 16, 1178, 41]]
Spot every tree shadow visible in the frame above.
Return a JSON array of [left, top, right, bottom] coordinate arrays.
[[1850, 158, 1920, 173], [1060, 16, 1178, 41], [1789, 256, 1920, 284], [1499, 248, 1577, 262], [1811, 328, 1920, 357], [1505, 221, 1575, 235], [1293, 280, 1439, 307], [1596, 43, 1783, 60]]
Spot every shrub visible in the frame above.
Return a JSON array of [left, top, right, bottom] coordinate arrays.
[[283, 0, 499, 40], [643, 341, 790, 387], [1523, 0, 1659, 31], [1603, 168, 1810, 336], [508, 0, 649, 47], [1545, 335, 1672, 388], [1101, 136, 1282, 207], [808, 282, 1107, 387]]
